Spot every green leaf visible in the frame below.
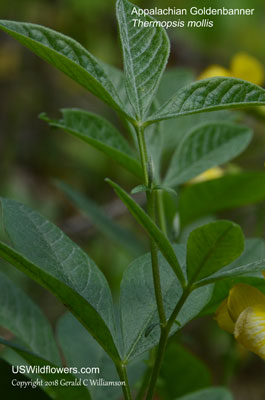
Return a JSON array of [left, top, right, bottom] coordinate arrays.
[[1, 350, 50, 394], [0, 199, 120, 362], [120, 246, 213, 361], [165, 122, 252, 186], [105, 178, 186, 288], [227, 238, 265, 270], [179, 172, 265, 226], [186, 221, 244, 284], [196, 259, 265, 287], [2, 349, 82, 400], [177, 387, 234, 400], [56, 181, 144, 255], [179, 216, 217, 245], [40, 109, 142, 179], [159, 343, 211, 399], [131, 184, 149, 194], [147, 77, 265, 123], [57, 313, 122, 400], [0, 338, 91, 400], [116, 0, 170, 119], [154, 185, 178, 197], [57, 313, 146, 397], [101, 63, 133, 113], [150, 111, 236, 183], [0, 272, 60, 365], [201, 239, 265, 315], [162, 110, 237, 153], [0, 20, 127, 116], [131, 184, 176, 197]]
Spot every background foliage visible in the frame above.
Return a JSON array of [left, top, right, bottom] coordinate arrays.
[[0, 0, 265, 399]]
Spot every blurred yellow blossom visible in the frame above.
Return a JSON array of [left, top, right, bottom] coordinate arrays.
[[199, 52, 264, 86], [215, 283, 265, 360], [188, 167, 224, 184], [199, 65, 231, 80], [230, 53, 264, 86]]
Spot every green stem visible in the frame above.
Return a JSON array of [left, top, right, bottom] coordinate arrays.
[[147, 191, 167, 326], [136, 123, 189, 400], [145, 327, 168, 400], [136, 124, 166, 326], [166, 289, 191, 331], [145, 289, 191, 400], [116, 362, 132, 400], [156, 190, 167, 237], [136, 125, 149, 187]]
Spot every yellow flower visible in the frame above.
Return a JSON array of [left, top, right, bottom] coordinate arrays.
[[215, 283, 265, 359], [199, 52, 265, 86], [188, 167, 224, 184], [198, 65, 231, 81], [230, 53, 264, 86]]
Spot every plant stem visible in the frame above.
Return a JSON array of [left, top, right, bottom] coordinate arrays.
[[136, 123, 190, 400], [147, 191, 167, 326], [145, 327, 168, 400], [156, 190, 167, 237], [166, 289, 191, 331], [136, 125, 149, 187], [136, 124, 166, 326], [145, 289, 191, 400], [116, 362, 132, 400]]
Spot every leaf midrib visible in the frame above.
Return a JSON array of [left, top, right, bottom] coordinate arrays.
[[118, 0, 141, 118]]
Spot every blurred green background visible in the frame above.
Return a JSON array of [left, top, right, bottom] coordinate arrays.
[[0, 0, 265, 399]]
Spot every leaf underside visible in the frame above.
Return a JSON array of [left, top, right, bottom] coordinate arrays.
[[0, 198, 120, 361]]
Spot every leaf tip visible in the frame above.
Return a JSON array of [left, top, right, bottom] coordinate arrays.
[[104, 178, 114, 188], [38, 112, 47, 121]]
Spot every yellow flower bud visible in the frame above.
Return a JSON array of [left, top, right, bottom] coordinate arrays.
[[234, 304, 265, 360], [215, 283, 265, 360]]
